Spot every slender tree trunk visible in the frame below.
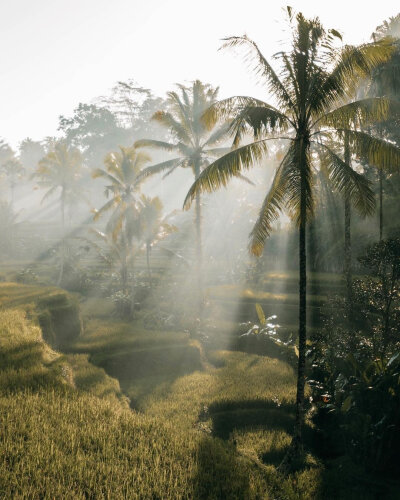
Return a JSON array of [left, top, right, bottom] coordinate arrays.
[[56, 187, 66, 286], [344, 133, 352, 306], [146, 242, 152, 287], [10, 181, 15, 211], [121, 235, 128, 294], [9, 181, 15, 252], [344, 195, 352, 301], [291, 137, 308, 456], [194, 159, 203, 319], [379, 168, 383, 241]]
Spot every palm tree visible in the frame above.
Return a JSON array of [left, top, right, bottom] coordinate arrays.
[[0, 201, 20, 256], [368, 14, 400, 241], [34, 141, 83, 285], [184, 8, 400, 458], [134, 80, 231, 302], [90, 228, 137, 296], [0, 140, 24, 210], [1, 157, 24, 209], [138, 194, 177, 285], [92, 145, 151, 292]]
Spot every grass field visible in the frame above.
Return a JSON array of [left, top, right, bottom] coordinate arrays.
[[1, 281, 399, 498]]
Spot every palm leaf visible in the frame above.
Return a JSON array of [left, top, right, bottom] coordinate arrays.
[[221, 36, 295, 111], [184, 140, 271, 209], [315, 39, 394, 114], [314, 142, 375, 216], [203, 122, 231, 147], [134, 139, 177, 152], [339, 129, 400, 172], [229, 106, 291, 147], [136, 158, 183, 182], [317, 97, 396, 128], [151, 110, 192, 144], [93, 198, 117, 221], [249, 150, 293, 256]]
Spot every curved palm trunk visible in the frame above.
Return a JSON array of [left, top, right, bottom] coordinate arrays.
[[344, 133, 352, 307], [56, 187, 66, 286]]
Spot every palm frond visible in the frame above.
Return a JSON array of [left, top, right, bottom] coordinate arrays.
[[203, 122, 232, 147], [317, 97, 397, 128], [315, 39, 394, 113], [249, 151, 292, 256], [204, 147, 232, 158], [93, 198, 117, 221], [41, 185, 59, 204], [151, 110, 192, 144], [134, 139, 177, 152], [314, 142, 375, 216], [229, 106, 291, 147], [183, 140, 270, 209], [221, 36, 295, 111], [136, 158, 183, 182], [202, 96, 276, 129], [236, 174, 256, 186], [339, 129, 400, 172], [92, 168, 122, 187]]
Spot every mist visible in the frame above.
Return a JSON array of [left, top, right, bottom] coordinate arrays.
[[1, 4, 400, 499]]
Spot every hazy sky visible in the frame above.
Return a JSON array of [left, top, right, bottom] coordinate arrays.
[[1, 0, 398, 148]]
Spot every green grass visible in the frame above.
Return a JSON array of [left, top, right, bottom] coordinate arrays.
[[0, 282, 82, 347], [3, 280, 398, 498], [0, 306, 324, 499]]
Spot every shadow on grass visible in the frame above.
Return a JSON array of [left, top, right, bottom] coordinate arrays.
[[92, 343, 202, 383], [0, 342, 45, 370], [204, 399, 295, 441], [192, 437, 252, 499], [0, 342, 64, 393]]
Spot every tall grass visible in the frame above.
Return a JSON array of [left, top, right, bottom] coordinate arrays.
[[0, 306, 316, 498]]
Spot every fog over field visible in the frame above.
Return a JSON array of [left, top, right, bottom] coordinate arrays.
[[0, 3, 400, 499]]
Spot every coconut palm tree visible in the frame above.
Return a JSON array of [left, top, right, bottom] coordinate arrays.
[[34, 141, 83, 285], [92, 145, 151, 292], [184, 8, 400, 458], [368, 14, 400, 241], [138, 194, 177, 284], [134, 80, 232, 299], [1, 157, 24, 209]]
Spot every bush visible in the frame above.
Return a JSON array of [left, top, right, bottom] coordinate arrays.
[[309, 239, 400, 475]]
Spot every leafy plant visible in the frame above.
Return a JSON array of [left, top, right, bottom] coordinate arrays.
[[238, 303, 298, 365]]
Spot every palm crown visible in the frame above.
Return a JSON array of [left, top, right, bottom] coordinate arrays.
[[183, 9, 400, 455], [35, 141, 83, 220], [134, 80, 230, 180], [92, 146, 151, 241], [184, 11, 400, 256]]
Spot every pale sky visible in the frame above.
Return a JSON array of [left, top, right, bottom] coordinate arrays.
[[1, 0, 398, 148]]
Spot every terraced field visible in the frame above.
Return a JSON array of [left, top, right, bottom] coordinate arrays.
[[2, 281, 397, 498]]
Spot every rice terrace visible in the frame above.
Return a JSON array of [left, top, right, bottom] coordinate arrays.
[[1, 1, 400, 498]]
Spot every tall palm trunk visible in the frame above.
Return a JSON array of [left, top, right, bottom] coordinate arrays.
[[146, 242, 152, 286], [10, 179, 15, 211], [292, 137, 308, 455], [379, 168, 383, 241], [121, 233, 128, 294], [57, 186, 66, 286], [344, 133, 352, 306], [194, 159, 203, 316]]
